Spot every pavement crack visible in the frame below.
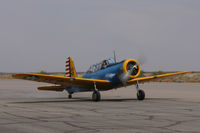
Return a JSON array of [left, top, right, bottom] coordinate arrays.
[[63, 121, 98, 132], [147, 115, 154, 120], [3, 111, 47, 122], [164, 121, 182, 128]]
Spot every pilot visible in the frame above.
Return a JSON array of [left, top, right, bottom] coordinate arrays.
[[101, 60, 108, 69]]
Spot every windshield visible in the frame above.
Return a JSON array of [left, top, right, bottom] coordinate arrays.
[[86, 58, 115, 73]]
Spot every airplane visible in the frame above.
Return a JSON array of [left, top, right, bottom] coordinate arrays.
[[12, 57, 191, 101]]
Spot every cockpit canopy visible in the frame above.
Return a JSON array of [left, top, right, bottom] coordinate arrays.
[[86, 58, 116, 73]]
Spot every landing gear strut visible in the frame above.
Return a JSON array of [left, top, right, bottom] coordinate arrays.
[[92, 82, 101, 102], [136, 81, 145, 100]]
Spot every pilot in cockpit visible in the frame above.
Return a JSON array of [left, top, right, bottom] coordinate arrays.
[[101, 60, 108, 69]]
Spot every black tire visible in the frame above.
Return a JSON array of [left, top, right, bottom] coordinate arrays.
[[137, 90, 145, 100], [92, 91, 101, 102], [68, 94, 72, 99]]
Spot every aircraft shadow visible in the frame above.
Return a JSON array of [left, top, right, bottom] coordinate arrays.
[[10, 97, 175, 104]]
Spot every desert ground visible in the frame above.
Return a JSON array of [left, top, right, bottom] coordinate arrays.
[[0, 79, 200, 133]]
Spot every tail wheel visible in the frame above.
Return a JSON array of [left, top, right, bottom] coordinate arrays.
[[92, 91, 101, 102], [137, 90, 145, 100]]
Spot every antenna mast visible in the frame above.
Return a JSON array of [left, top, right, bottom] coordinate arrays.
[[113, 51, 117, 63]]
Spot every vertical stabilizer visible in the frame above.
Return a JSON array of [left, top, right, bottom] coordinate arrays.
[[65, 57, 77, 77]]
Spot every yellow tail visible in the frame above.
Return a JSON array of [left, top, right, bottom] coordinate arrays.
[[65, 57, 77, 77]]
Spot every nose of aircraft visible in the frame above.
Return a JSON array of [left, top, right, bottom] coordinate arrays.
[[122, 59, 141, 80]]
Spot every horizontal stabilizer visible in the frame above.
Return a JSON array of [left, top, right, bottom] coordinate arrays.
[[38, 86, 65, 91]]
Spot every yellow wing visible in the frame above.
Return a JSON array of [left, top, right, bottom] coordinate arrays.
[[12, 73, 112, 91], [127, 71, 192, 85]]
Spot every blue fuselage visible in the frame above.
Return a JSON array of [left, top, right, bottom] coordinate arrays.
[[66, 61, 130, 93], [66, 58, 141, 93], [82, 62, 124, 87]]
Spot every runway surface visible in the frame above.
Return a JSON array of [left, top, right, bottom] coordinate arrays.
[[0, 79, 200, 133]]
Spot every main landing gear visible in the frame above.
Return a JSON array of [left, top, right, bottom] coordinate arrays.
[[136, 81, 145, 100], [92, 82, 101, 102], [68, 94, 72, 99], [68, 92, 73, 99]]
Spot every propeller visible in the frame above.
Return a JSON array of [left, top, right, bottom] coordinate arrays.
[[121, 62, 139, 83]]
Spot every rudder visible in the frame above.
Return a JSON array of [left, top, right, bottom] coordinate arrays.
[[65, 57, 77, 77]]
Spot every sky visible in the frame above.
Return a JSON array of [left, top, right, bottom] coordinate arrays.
[[0, 0, 200, 72]]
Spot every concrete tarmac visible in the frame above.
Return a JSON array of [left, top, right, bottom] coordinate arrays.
[[0, 79, 200, 133]]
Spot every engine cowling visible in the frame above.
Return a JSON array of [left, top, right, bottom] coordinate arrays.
[[122, 59, 141, 79]]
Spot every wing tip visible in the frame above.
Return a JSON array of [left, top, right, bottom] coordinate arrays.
[[181, 71, 192, 74]]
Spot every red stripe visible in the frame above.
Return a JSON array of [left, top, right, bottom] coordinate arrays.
[[65, 72, 70, 75], [66, 57, 71, 77]]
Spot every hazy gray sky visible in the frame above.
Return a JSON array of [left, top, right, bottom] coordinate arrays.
[[0, 0, 200, 72]]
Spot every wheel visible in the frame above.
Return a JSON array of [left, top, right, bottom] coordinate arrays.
[[68, 94, 72, 99], [137, 90, 145, 100], [92, 91, 101, 102]]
